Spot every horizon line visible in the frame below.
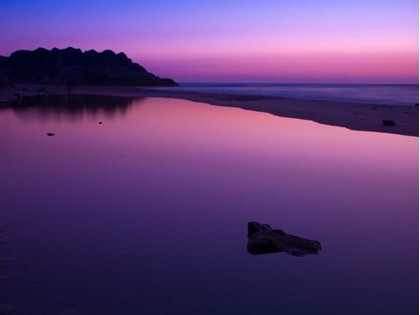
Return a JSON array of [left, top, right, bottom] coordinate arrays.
[[176, 81, 419, 86]]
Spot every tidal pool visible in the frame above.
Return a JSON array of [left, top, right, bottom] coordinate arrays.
[[0, 95, 418, 315]]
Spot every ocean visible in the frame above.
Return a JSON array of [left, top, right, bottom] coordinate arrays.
[[151, 83, 419, 106]]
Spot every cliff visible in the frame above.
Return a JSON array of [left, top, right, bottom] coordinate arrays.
[[0, 47, 179, 87]]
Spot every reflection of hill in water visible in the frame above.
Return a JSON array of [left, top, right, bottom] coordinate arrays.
[[10, 94, 142, 122]]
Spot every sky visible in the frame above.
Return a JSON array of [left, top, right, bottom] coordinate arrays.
[[0, 0, 418, 83]]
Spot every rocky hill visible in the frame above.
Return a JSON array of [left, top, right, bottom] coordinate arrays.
[[0, 47, 179, 87]]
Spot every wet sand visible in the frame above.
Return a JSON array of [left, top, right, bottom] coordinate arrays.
[[0, 85, 418, 137]]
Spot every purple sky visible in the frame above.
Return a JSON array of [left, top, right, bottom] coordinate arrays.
[[0, 0, 418, 83]]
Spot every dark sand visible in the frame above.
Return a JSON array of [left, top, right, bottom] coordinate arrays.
[[1, 85, 418, 137]]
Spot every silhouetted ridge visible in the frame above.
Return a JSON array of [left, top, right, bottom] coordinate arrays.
[[0, 47, 179, 86]]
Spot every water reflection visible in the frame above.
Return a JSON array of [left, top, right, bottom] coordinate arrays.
[[0, 96, 417, 315], [5, 94, 140, 122]]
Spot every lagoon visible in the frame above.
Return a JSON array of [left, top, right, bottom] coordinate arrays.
[[0, 96, 418, 315]]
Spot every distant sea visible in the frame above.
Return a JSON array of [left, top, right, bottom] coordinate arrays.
[[151, 83, 419, 106]]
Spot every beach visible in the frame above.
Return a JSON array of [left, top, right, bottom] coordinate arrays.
[[1, 1, 418, 314], [0, 85, 418, 137]]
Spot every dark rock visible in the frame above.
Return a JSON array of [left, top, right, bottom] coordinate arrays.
[[382, 120, 396, 126], [0, 303, 16, 315], [247, 221, 272, 238], [99, 122, 102, 124], [21, 95, 34, 104], [415, 103, 418, 106], [10, 98, 20, 106], [247, 221, 323, 257], [47, 133, 55, 136], [0, 47, 179, 87]]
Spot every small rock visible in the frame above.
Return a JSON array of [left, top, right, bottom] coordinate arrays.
[[10, 99, 20, 106], [21, 96, 33, 104], [99, 122, 102, 124], [382, 120, 396, 126], [0, 303, 16, 315], [247, 221, 323, 257], [53, 308, 82, 315], [47, 133, 55, 136], [247, 221, 272, 238], [415, 103, 418, 106]]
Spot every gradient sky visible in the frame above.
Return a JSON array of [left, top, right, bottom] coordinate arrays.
[[0, 0, 418, 83]]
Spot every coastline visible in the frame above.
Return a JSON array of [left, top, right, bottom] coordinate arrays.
[[0, 85, 418, 137]]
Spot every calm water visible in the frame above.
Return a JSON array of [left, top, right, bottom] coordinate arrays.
[[149, 83, 419, 106], [0, 95, 418, 315]]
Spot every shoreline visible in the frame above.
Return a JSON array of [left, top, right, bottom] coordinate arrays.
[[0, 85, 418, 137]]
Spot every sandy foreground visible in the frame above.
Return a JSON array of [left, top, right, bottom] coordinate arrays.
[[0, 85, 418, 137]]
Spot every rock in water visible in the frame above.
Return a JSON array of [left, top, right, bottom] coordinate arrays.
[[382, 120, 396, 126], [47, 133, 55, 136], [247, 221, 323, 257], [247, 221, 271, 238], [0, 303, 16, 315]]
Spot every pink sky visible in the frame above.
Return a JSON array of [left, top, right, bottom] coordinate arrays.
[[0, 0, 418, 83]]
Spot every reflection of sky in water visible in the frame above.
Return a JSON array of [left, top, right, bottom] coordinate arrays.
[[0, 97, 418, 315]]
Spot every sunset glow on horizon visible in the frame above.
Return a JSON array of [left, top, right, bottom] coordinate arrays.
[[1, 0, 418, 84]]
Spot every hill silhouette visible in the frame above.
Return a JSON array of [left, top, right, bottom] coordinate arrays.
[[0, 47, 179, 87]]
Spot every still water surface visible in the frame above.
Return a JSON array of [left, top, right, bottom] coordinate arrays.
[[0, 96, 418, 315]]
